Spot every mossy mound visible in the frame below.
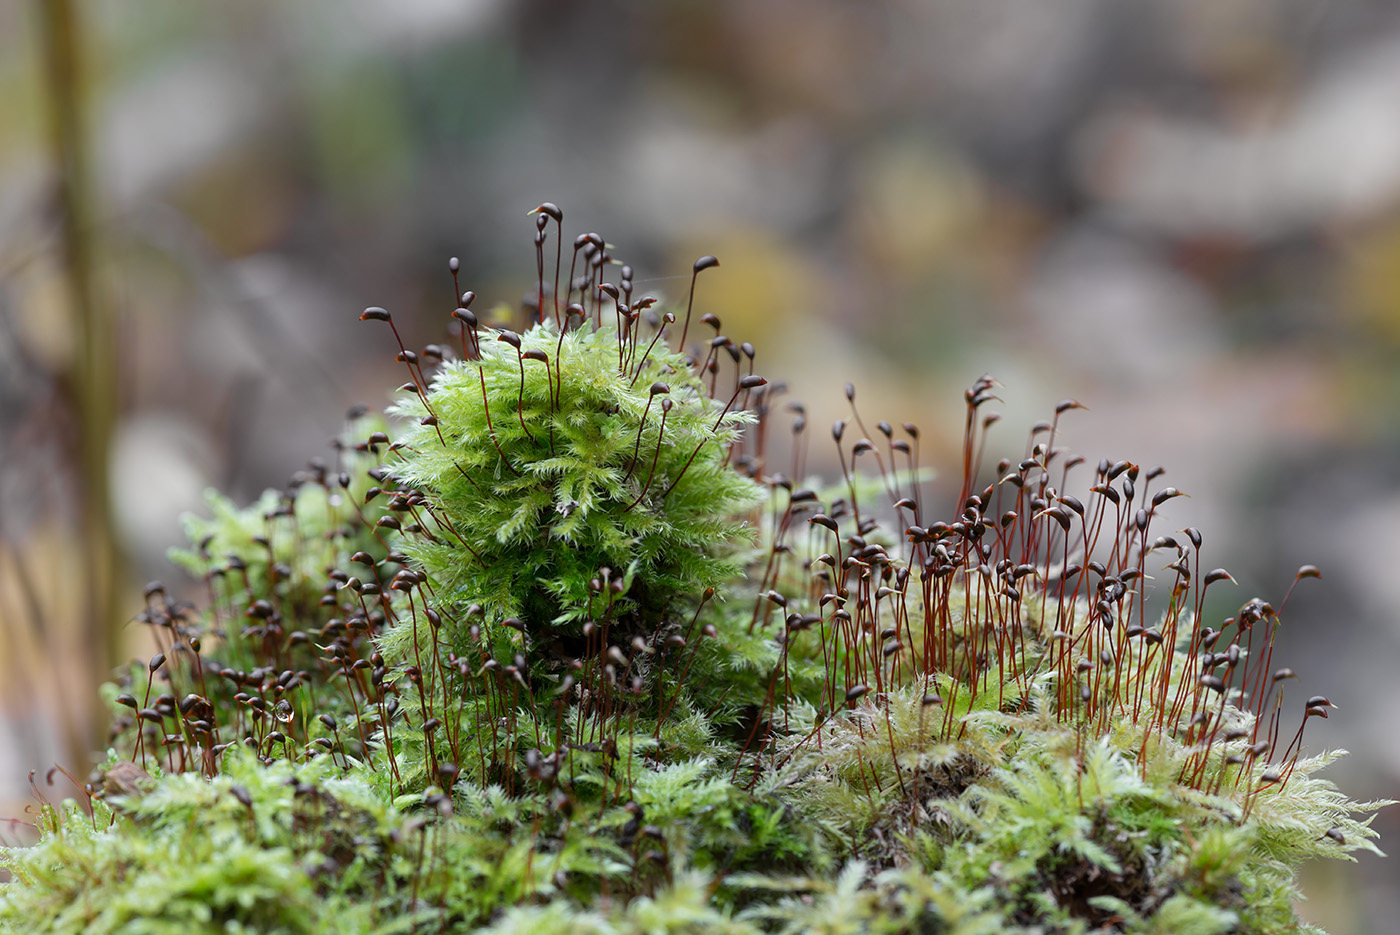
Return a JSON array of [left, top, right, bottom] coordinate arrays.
[[1, 222, 1386, 934]]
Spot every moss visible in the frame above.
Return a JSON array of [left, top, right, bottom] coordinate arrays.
[[384, 318, 764, 645], [1, 212, 1388, 934]]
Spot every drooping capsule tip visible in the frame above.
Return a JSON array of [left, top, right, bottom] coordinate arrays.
[[529, 202, 563, 221]]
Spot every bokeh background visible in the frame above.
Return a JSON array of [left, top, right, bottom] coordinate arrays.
[[3, 1, 1400, 930]]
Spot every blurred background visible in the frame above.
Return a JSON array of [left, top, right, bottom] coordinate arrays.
[[2, 0, 1399, 929]]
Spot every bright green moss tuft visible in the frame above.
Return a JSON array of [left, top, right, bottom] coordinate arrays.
[[381, 318, 763, 660]]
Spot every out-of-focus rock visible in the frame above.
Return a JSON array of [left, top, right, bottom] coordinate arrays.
[[1022, 226, 1221, 382], [1076, 40, 1400, 239]]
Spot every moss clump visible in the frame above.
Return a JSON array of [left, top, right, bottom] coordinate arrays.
[[0, 209, 1388, 934], [381, 316, 763, 657]]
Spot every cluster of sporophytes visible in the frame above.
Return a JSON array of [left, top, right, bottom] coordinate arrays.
[[0, 205, 1388, 934]]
